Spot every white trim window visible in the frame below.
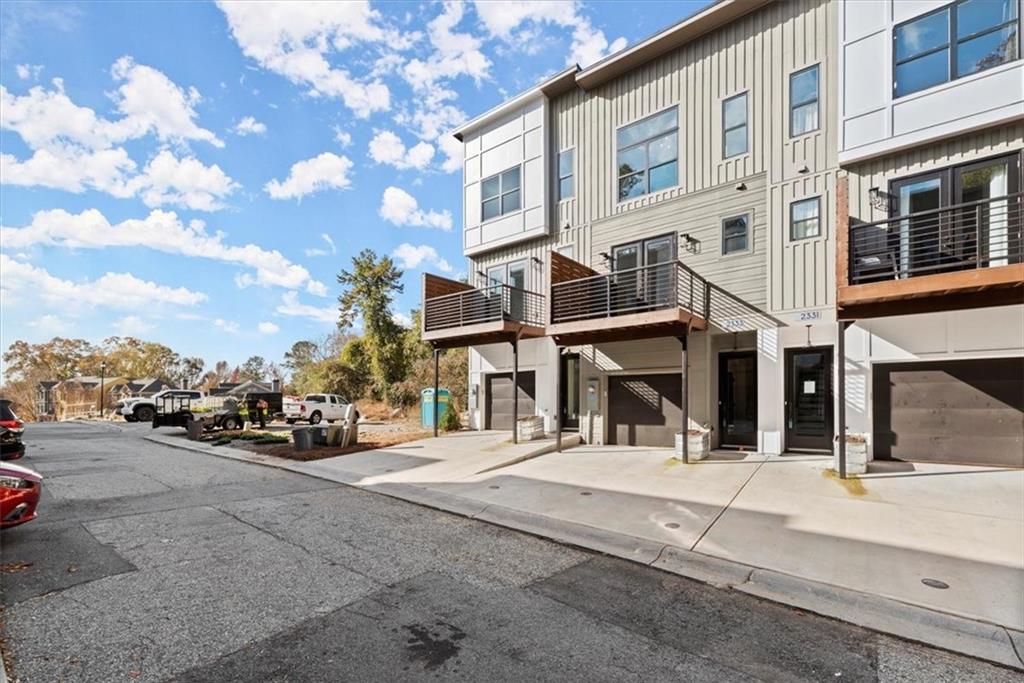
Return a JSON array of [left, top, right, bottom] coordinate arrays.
[[558, 149, 574, 200], [616, 107, 679, 201], [790, 197, 821, 240], [481, 166, 522, 222], [722, 214, 750, 254], [723, 92, 748, 158], [790, 65, 819, 137]]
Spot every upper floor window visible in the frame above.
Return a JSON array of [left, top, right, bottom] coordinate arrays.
[[558, 149, 574, 200], [723, 93, 748, 158], [617, 107, 678, 201], [790, 65, 819, 137], [790, 197, 821, 240], [722, 214, 750, 254], [481, 166, 521, 221], [895, 0, 1019, 98]]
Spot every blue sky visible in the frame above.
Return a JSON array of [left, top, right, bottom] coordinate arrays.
[[1, 0, 710, 372]]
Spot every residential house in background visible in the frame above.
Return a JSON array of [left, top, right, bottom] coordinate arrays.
[[835, 0, 1023, 467], [423, 0, 844, 454], [35, 380, 59, 419], [108, 377, 176, 403]]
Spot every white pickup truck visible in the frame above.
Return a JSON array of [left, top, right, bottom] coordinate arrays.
[[118, 389, 204, 422], [282, 394, 359, 425]]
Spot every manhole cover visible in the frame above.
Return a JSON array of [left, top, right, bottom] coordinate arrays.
[[664, 522, 680, 529], [921, 578, 949, 589], [580, 491, 592, 496]]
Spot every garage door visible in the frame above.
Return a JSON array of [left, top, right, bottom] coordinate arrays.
[[608, 374, 681, 447], [485, 372, 536, 431], [873, 358, 1024, 467]]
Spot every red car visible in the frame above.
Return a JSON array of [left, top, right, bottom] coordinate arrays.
[[1, 461, 42, 529]]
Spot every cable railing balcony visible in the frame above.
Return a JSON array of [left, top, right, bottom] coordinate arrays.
[[550, 260, 709, 325], [849, 192, 1023, 286], [423, 284, 545, 332]]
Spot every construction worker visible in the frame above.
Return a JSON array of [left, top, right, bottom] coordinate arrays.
[[256, 397, 269, 429]]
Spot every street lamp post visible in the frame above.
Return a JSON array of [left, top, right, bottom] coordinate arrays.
[[99, 360, 107, 418]]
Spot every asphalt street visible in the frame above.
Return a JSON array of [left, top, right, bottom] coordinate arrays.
[[1, 422, 1019, 682]]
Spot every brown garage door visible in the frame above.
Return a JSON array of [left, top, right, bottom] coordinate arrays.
[[608, 374, 682, 447], [873, 358, 1024, 467], [485, 372, 536, 431]]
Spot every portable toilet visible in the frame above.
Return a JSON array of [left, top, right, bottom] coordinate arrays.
[[421, 388, 451, 428]]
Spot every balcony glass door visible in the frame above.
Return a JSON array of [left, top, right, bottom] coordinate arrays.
[[893, 173, 946, 279], [507, 261, 527, 321], [612, 243, 640, 312], [612, 234, 676, 313], [954, 157, 1019, 268], [644, 235, 674, 306]]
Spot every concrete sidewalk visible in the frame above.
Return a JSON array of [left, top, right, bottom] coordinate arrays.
[[146, 431, 1024, 670]]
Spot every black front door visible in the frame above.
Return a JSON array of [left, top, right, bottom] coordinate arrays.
[[560, 353, 580, 431], [718, 351, 757, 448], [784, 347, 833, 451]]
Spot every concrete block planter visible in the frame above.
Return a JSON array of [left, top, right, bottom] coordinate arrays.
[[834, 434, 870, 475], [516, 416, 544, 442], [675, 430, 710, 461]]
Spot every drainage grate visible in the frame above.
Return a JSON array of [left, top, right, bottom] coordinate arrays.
[[664, 522, 680, 529], [488, 485, 500, 490], [921, 578, 949, 590], [580, 491, 592, 496]]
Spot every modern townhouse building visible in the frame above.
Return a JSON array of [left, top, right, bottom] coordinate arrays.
[[421, 0, 1023, 466], [836, 0, 1023, 468]]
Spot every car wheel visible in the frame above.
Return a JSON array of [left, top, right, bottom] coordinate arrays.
[[222, 416, 241, 431], [285, 419, 296, 425], [135, 406, 155, 422], [124, 415, 137, 423], [326, 419, 335, 424], [309, 411, 322, 425], [354, 410, 361, 421]]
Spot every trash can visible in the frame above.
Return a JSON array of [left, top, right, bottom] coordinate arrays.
[[186, 418, 204, 441], [421, 388, 451, 428], [293, 428, 313, 452]]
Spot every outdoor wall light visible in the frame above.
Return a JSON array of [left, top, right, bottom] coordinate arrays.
[[598, 251, 612, 264], [680, 233, 700, 253], [735, 182, 747, 191]]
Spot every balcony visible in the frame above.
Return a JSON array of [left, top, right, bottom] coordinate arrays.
[[421, 273, 546, 348], [839, 192, 1024, 318], [547, 251, 708, 345]]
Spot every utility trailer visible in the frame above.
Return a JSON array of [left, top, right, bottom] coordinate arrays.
[[151, 393, 196, 428]]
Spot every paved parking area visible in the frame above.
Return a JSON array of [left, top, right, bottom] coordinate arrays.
[[1, 422, 1018, 682]]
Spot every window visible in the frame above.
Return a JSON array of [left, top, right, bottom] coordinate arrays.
[[616, 107, 679, 201], [558, 149, 574, 200], [723, 93, 748, 158], [557, 244, 575, 260], [790, 197, 821, 240], [722, 214, 750, 254], [894, 0, 1019, 98], [481, 166, 521, 221], [790, 65, 819, 136]]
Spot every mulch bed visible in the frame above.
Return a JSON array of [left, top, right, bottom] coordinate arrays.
[[230, 430, 431, 462]]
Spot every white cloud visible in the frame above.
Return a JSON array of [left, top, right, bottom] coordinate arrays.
[[275, 291, 337, 325], [233, 115, 267, 136], [216, 1, 412, 118], [333, 127, 352, 147], [403, 2, 490, 89], [16, 64, 42, 81], [391, 243, 452, 273], [28, 314, 67, 333], [258, 321, 280, 334], [367, 130, 434, 170], [213, 318, 240, 334], [264, 152, 353, 200], [379, 186, 452, 230], [114, 315, 155, 335], [392, 311, 412, 327], [2, 208, 316, 291], [0, 254, 206, 311], [131, 150, 239, 211], [473, 0, 626, 68], [305, 280, 329, 297], [304, 233, 336, 257]]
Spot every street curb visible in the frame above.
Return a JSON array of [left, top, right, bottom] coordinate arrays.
[[143, 431, 1024, 670]]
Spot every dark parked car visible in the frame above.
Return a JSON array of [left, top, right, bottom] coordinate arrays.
[[0, 399, 26, 461]]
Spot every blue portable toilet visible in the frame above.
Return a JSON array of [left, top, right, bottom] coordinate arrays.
[[421, 388, 451, 427]]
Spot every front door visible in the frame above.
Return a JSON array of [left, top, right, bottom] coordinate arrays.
[[560, 353, 580, 431], [718, 351, 757, 448], [784, 347, 833, 451]]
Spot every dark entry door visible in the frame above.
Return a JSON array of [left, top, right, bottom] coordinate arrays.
[[560, 353, 580, 431], [718, 351, 757, 448], [485, 371, 536, 431], [873, 358, 1024, 467], [785, 347, 833, 451], [608, 374, 681, 447]]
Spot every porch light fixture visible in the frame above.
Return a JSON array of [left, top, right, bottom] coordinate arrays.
[[598, 251, 612, 264], [735, 182, 747, 191], [868, 187, 895, 213], [681, 233, 700, 253], [531, 256, 543, 266]]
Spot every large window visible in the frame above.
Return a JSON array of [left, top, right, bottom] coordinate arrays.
[[790, 197, 821, 240], [558, 149, 574, 200], [894, 0, 1019, 98], [616, 107, 678, 201], [790, 65, 819, 137], [723, 93, 748, 158], [481, 166, 521, 221], [722, 214, 750, 254]]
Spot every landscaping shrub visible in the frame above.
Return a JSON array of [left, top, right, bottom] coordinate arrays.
[[439, 399, 462, 432]]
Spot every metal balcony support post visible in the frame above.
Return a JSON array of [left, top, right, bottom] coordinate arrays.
[[836, 321, 851, 479], [678, 333, 689, 464], [432, 345, 441, 438], [555, 345, 563, 453], [511, 332, 519, 444]]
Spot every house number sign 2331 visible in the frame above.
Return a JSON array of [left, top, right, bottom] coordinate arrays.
[[798, 310, 822, 322]]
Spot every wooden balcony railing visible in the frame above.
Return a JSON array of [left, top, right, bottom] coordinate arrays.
[[849, 192, 1023, 285], [423, 284, 545, 332], [550, 260, 709, 325]]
